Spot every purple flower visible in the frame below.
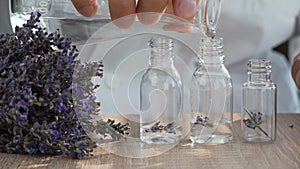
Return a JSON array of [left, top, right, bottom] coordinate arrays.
[[243, 119, 254, 128], [58, 103, 68, 111], [164, 122, 178, 134], [39, 141, 49, 154], [257, 112, 262, 121], [81, 99, 92, 110], [194, 115, 209, 126], [24, 143, 39, 154], [145, 121, 179, 134], [17, 100, 28, 111], [75, 88, 84, 95], [19, 114, 28, 121], [243, 108, 269, 137], [51, 130, 62, 139], [150, 121, 161, 132]]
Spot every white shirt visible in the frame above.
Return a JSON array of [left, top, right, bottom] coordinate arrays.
[[218, 0, 300, 113]]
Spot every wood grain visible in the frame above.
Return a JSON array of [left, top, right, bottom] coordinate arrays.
[[0, 114, 299, 169]]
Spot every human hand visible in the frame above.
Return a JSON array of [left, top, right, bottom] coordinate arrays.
[[292, 53, 300, 89], [71, 0, 197, 27]]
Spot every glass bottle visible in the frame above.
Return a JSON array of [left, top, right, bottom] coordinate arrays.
[[140, 37, 183, 144], [11, 0, 110, 19], [242, 59, 276, 142], [190, 37, 233, 144], [10, 0, 110, 44]]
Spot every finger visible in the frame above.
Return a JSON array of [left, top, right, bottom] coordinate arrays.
[[137, 0, 169, 25], [71, 0, 99, 17], [163, 23, 192, 33], [173, 0, 197, 20], [165, 1, 175, 15], [109, 0, 136, 28], [296, 70, 300, 89], [292, 54, 300, 89]]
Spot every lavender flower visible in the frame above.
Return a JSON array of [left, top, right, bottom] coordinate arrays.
[[145, 121, 181, 134], [243, 108, 269, 137], [194, 116, 208, 125], [0, 12, 129, 159], [193, 115, 213, 127], [148, 121, 161, 132]]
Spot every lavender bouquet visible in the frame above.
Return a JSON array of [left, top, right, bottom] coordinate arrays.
[[0, 12, 129, 159]]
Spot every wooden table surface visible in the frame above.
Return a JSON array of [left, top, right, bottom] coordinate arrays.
[[0, 114, 299, 169]]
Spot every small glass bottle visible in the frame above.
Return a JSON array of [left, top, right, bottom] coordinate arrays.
[[242, 59, 276, 142], [140, 37, 183, 144], [190, 37, 233, 144]]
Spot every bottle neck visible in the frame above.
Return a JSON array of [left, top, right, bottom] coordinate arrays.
[[199, 37, 225, 65], [247, 59, 272, 83], [149, 37, 175, 67]]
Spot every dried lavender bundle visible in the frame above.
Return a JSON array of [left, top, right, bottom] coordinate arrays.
[[0, 12, 129, 159]]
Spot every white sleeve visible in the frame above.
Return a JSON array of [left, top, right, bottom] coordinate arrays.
[[218, 0, 300, 65]]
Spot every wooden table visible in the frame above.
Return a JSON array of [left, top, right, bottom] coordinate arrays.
[[0, 114, 299, 169]]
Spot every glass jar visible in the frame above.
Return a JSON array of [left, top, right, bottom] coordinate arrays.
[[140, 37, 183, 144], [242, 59, 276, 142], [190, 37, 233, 144], [10, 0, 110, 44], [11, 0, 110, 19]]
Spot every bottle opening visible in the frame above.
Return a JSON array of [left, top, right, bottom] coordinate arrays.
[[199, 37, 224, 63], [149, 37, 174, 50], [149, 37, 174, 58], [247, 59, 271, 74]]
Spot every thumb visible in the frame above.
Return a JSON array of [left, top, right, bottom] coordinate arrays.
[[71, 0, 99, 17]]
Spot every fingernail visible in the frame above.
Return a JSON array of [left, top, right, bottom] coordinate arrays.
[[78, 5, 95, 17], [176, 0, 197, 20], [137, 13, 162, 25], [112, 15, 136, 29]]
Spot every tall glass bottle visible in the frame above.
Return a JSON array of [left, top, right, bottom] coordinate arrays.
[[242, 59, 276, 142], [190, 37, 233, 144], [140, 37, 183, 144]]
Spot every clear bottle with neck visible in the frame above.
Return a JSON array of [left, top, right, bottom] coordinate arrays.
[[190, 37, 233, 144], [140, 37, 183, 144], [242, 59, 276, 142]]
